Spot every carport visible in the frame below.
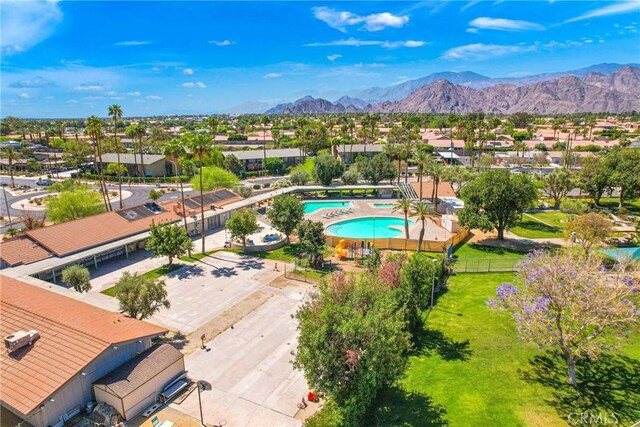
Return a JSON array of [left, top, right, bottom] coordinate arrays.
[[93, 344, 185, 420]]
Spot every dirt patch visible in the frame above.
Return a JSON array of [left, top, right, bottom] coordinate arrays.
[[130, 405, 204, 427]]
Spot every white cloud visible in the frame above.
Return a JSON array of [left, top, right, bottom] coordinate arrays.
[[9, 76, 56, 88], [126, 91, 141, 97], [1, 0, 63, 55], [305, 38, 427, 48], [468, 17, 545, 31], [180, 82, 207, 88], [312, 7, 409, 32], [74, 82, 105, 92], [19, 92, 30, 99], [327, 54, 342, 62], [263, 73, 283, 79], [114, 40, 153, 46], [209, 40, 235, 46], [442, 43, 535, 60], [565, 1, 640, 24], [182, 68, 194, 75], [146, 95, 163, 100], [461, 1, 481, 12]]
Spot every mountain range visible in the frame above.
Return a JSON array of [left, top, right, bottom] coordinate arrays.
[[264, 64, 640, 115]]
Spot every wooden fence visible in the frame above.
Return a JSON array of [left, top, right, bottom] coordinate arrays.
[[325, 227, 470, 253]]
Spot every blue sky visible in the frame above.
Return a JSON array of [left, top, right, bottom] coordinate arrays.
[[1, 1, 639, 118]]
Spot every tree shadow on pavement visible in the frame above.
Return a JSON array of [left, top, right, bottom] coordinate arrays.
[[210, 266, 238, 278], [365, 387, 449, 426], [520, 351, 640, 424], [171, 265, 206, 280], [156, 331, 189, 351]]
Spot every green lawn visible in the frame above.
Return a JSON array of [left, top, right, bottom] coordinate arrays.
[[451, 243, 527, 273], [100, 263, 183, 296], [223, 243, 331, 263], [510, 211, 569, 239], [366, 272, 640, 426], [453, 243, 528, 259], [596, 197, 640, 216]]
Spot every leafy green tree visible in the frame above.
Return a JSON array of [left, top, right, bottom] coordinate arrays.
[[148, 188, 163, 202], [341, 166, 360, 185], [145, 222, 193, 264], [399, 253, 439, 334], [62, 265, 91, 293], [357, 153, 396, 185], [267, 195, 304, 243], [297, 219, 326, 268], [458, 169, 538, 240], [442, 166, 478, 197], [565, 213, 612, 254], [290, 169, 310, 185], [191, 166, 239, 191], [114, 271, 170, 320], [604, 148, 640, 208], [265, 157, 285, 175], [560, 198, 588, 217], [235, 185, 252, 198], [314, 153, 344, 186], [578, 156, 610, 206], [223, 154, 243, 176], [225, 208, 258, 249], [294, 272, 411, 426], [543, 168, 574, 208], [489, 251, 639, 386], [63, 139, 92, 169], [47, 188, 106, 223]]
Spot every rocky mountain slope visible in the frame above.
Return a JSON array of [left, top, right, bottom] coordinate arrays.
[[267, 66, 639, 115]]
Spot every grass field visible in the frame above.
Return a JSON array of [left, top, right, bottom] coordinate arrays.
[[510, 211, 569, 239], [450, 243, 527, 273], [366, 272, 640, 426], [100, 263, 183, 296]]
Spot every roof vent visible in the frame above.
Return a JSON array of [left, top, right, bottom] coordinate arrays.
[[4, 330, 40, 352]]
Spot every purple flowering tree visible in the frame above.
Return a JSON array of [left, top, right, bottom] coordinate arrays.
[[488, 250, 639, 386]]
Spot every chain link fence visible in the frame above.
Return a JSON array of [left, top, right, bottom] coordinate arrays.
[[451, 258, 520, 273]]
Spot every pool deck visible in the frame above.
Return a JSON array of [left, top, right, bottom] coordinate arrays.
[[304, 199, 452, 242]]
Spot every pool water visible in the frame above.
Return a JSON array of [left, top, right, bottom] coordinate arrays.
[[326, 217, 411, 239], [599, 247, 640, 261], [303, 201, 353, 214], [373, 203, 394, 208]]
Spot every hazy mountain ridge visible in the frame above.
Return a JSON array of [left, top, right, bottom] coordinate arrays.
[[265, 66, 640, 115]]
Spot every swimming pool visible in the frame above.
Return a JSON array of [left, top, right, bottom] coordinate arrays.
[[303, 201, 353, 214], [325, 217, 411, 239], [598, 247, 640, 261], [373, 203, 394, 208]]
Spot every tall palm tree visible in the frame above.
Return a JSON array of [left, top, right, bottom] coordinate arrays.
[[124, 124, 139, 179], [135, 124, 148, 178], [108, 104, 124, 209], [188, 133, 213, 254], [86, 116, 111, 211], [207, 116, 219, 146], [393, 197, 412, 239], [411, 150, 431, 200], [429, 161, 446, 211], [260, 115, 269, 176], [2, 147, 19, 188], [411, 201, 433, 252], [163, 138, 191, 256]]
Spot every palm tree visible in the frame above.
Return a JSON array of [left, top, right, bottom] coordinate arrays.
[[86, 116, 111, 211], [586, 116, 596, 141], [411, 150, 431, 200], [124, 124, 139, 179], [207, 116, 219, 146], [108, 104, 124, 209], [393, 197, 412, 239], [163, 138, 191, 256], [411, 201, 433, 252], [2, 147, 19, 187], [260, 115, 269, 175], [188, 133, 213, 254], [135, 124, 148, 178], [429, 161, 446, 211]]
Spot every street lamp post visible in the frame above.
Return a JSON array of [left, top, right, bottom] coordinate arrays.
[[2, 185, 12, 224], [430, 258, 438, 309], [196, 380, 212, 426]]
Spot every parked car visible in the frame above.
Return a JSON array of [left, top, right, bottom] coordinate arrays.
[[36, 179, 53, 186]]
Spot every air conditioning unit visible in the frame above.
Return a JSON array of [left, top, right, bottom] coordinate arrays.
[[4, 330, 40, 352], [209, 204, 217, 211]]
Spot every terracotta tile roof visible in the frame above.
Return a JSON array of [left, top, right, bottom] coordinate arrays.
[[0, 276, 167, 416], [93, 344, 183, 397], [411, 181, 457, 199], [0, 236, 52, 266], [24, 189, 240, 257]]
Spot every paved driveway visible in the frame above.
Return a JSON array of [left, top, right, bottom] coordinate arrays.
[[172, 285, 308, 427]]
